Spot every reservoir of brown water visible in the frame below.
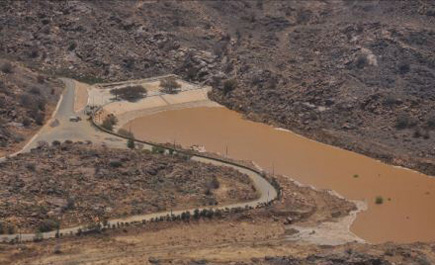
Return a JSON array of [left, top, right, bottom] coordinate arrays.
[[123, 107, 435, 243]]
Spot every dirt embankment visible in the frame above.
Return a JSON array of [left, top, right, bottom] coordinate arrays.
[[0, 142, 258, 233]]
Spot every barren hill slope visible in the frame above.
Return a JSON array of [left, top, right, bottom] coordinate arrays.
[[1, 0, 435, 173]]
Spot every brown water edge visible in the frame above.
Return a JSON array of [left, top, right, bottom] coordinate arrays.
[[123, 107, 435, 243]]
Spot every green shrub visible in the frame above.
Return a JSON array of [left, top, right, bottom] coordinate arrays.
[[151, 146, 166, 154], [193, 209, 200, 220], [375, 196, 384, 205], [101, 119, 114, 131], [101, 114, 118, 131], [37, 218, 59, 233], [127, 138, 135, 149], [118, 129, 134, 138], [110, 85, 147, 102]]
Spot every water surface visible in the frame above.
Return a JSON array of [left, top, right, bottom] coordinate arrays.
[[124, 107, 435, 243]]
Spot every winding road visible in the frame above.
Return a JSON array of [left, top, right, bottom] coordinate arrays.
[[0, 78, 277, 242]]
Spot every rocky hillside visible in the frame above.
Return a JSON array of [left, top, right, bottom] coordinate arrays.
[[0, 59, 61, 155], [0, 142, 257, 233], [1, 1, 435, 174]]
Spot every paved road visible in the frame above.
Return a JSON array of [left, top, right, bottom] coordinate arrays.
[[0, 79, 277, 242]]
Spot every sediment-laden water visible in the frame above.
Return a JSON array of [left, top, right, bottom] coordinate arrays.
[[124, 107, 435, 243]]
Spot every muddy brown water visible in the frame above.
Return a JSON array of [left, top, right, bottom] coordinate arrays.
[[124, 107, 435, 243]]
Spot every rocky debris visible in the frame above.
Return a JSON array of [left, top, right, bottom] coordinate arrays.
[[0, 142, 257, 232], [263, 253, 391, 265]]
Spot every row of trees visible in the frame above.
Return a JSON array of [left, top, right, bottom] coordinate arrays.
[[108, 77, 182, 104]]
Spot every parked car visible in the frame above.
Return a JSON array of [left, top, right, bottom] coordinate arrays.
[[69, 116, 82, 122]]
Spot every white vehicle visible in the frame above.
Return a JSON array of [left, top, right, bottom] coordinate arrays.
[[69, 116, 82, 122]]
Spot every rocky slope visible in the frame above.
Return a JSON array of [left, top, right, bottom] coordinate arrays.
[[0, 59, 61, 155], [1, 0, 434, 174], [0, 142, 257, 233]]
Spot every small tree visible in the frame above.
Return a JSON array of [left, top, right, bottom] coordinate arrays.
[[193, 209, 200, 220], [127, 138, 135, 149], [160, 78, 181, 94], [37, 218, 60, 233], [101, 114, 118, 131], [101, 119, 114, 131], [110, 85, 147, 102]]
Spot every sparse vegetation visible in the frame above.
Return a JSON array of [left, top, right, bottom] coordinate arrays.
[[375, 196, 384, 205]]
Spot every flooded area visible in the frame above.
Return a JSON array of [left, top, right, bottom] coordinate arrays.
[[123, 107, 435, 243]]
